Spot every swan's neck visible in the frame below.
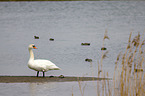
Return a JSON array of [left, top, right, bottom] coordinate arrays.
[[29, 48, 34, 61]]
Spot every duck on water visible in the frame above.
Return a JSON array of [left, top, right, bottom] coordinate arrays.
[[28, 44, 60, 77]]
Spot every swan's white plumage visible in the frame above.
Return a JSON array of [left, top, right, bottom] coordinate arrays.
[[28, 44, 60, 75], [30, 59, 60, 71]]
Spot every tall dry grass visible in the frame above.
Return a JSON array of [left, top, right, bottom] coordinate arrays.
[[113, 32, 145, 96], [76, 31, 145, 96]]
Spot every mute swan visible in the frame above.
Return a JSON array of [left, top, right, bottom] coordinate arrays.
[[28, 44, 60, 77]]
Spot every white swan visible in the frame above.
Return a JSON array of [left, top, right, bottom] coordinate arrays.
[[28, 44, 60, 77]]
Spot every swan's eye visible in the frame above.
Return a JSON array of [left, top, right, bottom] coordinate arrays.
[[32, 45, 37, 49]]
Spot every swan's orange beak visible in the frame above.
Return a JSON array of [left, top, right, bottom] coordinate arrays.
[[33, 46, 37, 49]]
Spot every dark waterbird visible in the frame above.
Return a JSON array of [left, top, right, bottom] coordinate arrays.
[[34, 36, 39, 39], [49, 38, 54, 41], [81, 43, 90, 46], [85, 58, 92, 62], [101, 47, 107, 50]]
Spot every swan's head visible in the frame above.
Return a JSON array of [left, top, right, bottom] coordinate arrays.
[[28, 44, 37, 49]]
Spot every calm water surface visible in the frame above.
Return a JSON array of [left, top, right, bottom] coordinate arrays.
[[0, 1, 145, 96]]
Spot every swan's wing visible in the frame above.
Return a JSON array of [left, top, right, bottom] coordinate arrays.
[[34, 59, 60, 71]]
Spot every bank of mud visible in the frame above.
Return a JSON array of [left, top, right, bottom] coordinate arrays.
[[0, 76, 111, 83]]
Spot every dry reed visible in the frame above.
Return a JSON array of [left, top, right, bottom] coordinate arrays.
[[76, 31, 145, 96], [113, 32, 145, 96], [77, 77, 87, 96]]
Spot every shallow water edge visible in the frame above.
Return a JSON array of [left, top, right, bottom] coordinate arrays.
[[0, 76, 111, 83]]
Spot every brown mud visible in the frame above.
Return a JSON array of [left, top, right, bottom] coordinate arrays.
[[0, 76, 111, 83]]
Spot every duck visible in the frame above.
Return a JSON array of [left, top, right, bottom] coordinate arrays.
[[101, 47, 107, 50], [28, 44, 60, 77], [49, 38, 54, 41], [81, 43, 90, 46], [85, 58, 92, 62], [34, 36, 39, 39]]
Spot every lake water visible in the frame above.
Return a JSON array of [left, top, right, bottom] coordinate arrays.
[[0, 1, 145, 96]]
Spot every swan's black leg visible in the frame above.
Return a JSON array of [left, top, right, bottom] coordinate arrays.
[[43, 72, 45, 77], [37, 71, 39, 77]]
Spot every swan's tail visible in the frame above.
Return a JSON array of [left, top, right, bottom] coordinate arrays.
[[49, 66, 61, 70], [54, 67, 61, 70], [48, 64, 61, 70]]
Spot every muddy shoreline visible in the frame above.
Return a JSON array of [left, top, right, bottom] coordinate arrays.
[[0, 76, 111, 83]]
